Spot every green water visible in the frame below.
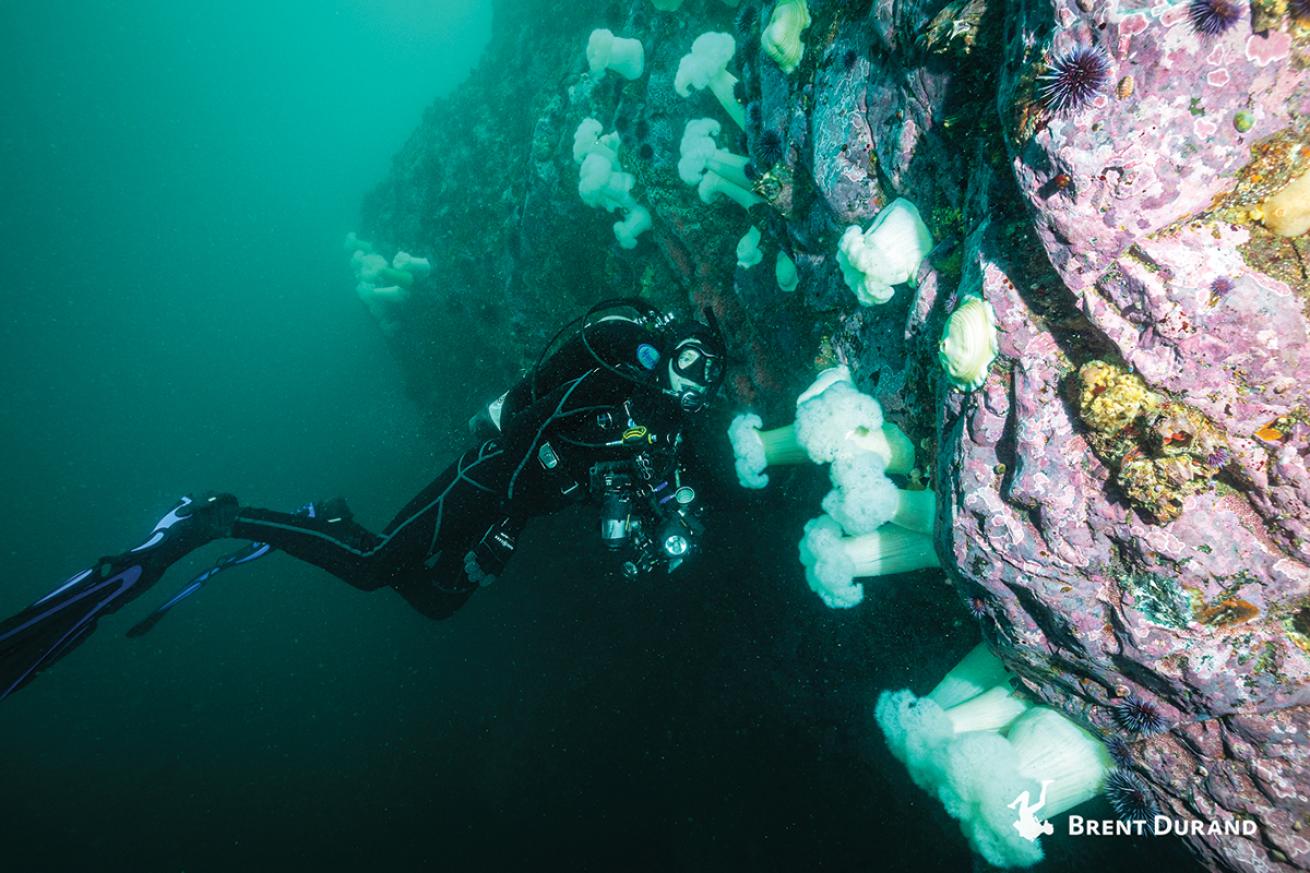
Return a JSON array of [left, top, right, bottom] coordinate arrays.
[[0, 3, 1201, 871]]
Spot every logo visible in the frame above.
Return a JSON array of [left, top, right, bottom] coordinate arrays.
[[1009, 781, 1055, 842], [1011, 779, 1260, 839]]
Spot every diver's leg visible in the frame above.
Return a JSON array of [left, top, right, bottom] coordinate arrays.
[[386, 439, 518, 616], [250, 495, 486, 619], [229, 499, 389, 592], [0, 493, 238, 702], [229, 441, 516, 620], [227, 441, 511, 595]]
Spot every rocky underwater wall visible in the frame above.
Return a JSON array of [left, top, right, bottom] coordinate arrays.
[[357, 0, 1310, 869]]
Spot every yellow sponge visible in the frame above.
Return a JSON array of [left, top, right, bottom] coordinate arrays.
[[1262, 169, 1310, 237]]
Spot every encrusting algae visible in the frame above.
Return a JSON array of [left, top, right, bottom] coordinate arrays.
[[1077, 361, 1228, 523]]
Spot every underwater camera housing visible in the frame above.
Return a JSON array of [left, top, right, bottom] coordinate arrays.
[[589, 458, 704, 579]]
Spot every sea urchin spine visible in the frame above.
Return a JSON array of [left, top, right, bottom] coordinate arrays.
[[1103, 733, 1134, 766], [1038, 45, 1111, 114], [1187, 0, 1245, 36], [1105, 769, 1160, 822], [755, 129, 785, 165], [1112, 694, 1169, 735]]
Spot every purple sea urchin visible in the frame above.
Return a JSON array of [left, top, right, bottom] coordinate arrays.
[[1105, 769, 1160, 821], [757, 129, 785, 165], [1293, 0, 1310, 20], [966, 596, 989, 619], [1103, 733, 1134, 766], [1038, 46, 1111, 113], [735, 3, 759, 36], [1187, 0, 1245, 36], [1112, 695, 1169, 735]]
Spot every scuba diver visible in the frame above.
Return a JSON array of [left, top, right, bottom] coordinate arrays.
[[0, 299, 726, 702]]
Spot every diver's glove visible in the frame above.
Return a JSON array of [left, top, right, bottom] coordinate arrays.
[[463, 517, 519, 586]]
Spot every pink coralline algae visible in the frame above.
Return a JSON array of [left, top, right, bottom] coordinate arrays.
[[818, 0, 1310, 869], [1246, 31, 1293, 67]]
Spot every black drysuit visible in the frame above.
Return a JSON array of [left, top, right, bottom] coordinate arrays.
[[229, 317, 686, 618], [0, 316, 692, 701]]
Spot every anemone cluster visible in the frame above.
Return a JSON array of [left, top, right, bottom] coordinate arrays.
[[876, 645, 1115, 867], [345, 233, 430, 333], [573, 25, 785, 262], [678, 118, 762, 210], [573, 118, 652, 249], [728, 367, 935, 609]]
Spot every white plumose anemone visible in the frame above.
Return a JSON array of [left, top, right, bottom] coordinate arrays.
[[727, 367, 915, 489], [939, 295, 998, 392], [875, 644, 1113, 869], [927, 642, 1011, 709], [728, 413, 810, 489], [837, 198, 934, 305], [613, 205, 652, 250], [962, 707, 1113, 868], [679, 118, 752, 189], [678, 120, 762, 210], [822, 451, 935, 535], [352, 250, 413, 288], [1006, 707, 1114, 820], [775, 251, 799, 292], [874, 682, 1029, 794], [699, 171, 764, 210], [392, 251, 431, 276], [736, 226, 763, 269], [675, 32, 746, 129], [586, 29, 645, 80], [573, 118, 620, 165], [798, 515, 939, 608], [943, 685, 1031, 734], [572, 119, 652, 248], [344, 231, 373, 254], [578, 153, 636, 212]]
